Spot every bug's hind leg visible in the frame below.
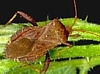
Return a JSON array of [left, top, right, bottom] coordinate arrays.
[[4, 11, 37, 27], [21, 63, 40, 73], [41, 52, 50, 74]]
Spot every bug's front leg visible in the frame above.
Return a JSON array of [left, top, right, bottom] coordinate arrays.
[[41, 52, 50, 74], [4, 11, 38, 27]]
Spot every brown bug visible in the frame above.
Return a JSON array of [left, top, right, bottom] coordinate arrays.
[[3, 0, 77, 74]]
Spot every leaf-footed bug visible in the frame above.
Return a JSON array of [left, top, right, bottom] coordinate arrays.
[[3, 0, 77, 74]]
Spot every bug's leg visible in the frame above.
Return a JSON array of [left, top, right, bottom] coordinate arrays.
[[69, 34, 81, 38], [21, 63, 40, 73], [63, 42, 72, 47], [56, 42, 73, 57], [56, 43, 72, 57], [41, 52, 50, 74], [73, 29, 100, 38], [4, 11, 38, 27]]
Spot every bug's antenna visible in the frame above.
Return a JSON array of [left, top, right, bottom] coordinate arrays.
[[70, 0, 77, 27]]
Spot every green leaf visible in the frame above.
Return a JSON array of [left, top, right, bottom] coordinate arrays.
[[0, 18, 100, 74]]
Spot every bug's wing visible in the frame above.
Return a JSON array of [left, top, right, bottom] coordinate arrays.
[[17, 19, 69, 62], [4, 18, 68, 62], [3, 37, 37, 60], [11, 26, 39, 42]]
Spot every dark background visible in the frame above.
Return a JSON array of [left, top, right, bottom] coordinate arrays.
[[0, 0, 100, 24], [0, 0, 100, 74]]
